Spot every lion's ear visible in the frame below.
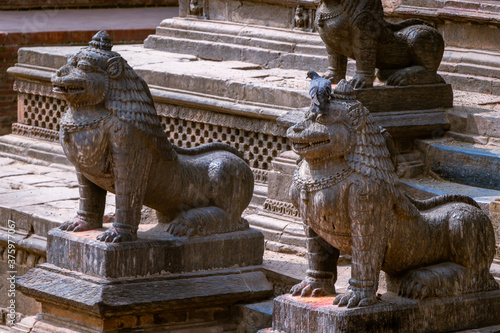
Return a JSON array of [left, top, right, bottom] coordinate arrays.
[[107, 56, 124, 79]]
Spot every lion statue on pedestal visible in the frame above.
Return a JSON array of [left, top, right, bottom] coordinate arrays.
[[316, 0, 445, 88], [52, 31, 253, 242], [287, 80, 498, 307]]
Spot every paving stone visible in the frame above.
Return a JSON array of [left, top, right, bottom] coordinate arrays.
[[6, 174, 60, 185], [0, 187, 78, 208], [0, 157, 15, 166], [0, 166, 33, 178]]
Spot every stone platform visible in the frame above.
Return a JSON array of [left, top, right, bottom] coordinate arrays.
[[267, 292, 500, 333]]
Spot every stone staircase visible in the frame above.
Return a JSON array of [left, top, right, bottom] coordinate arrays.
[[402, 89, 500, 259], [145, 15, 500, 95], [416, 91, 500, 191]]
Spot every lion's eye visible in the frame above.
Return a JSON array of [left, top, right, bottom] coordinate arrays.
[[77, 61, 92, 71], [316, 114, 333, 124]]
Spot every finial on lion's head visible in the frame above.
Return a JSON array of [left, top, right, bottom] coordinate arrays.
[[332, 79, 357, 101], [89, 30, 113, 51], [84, 31, 124, 79]]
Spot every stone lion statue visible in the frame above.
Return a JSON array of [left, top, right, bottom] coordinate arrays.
[[287, 80, 498, 307], [316, 0, 445, 88], [52, 31, 254, 242]]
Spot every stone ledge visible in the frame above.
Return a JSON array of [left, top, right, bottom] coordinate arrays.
[[17, 264, 273, 315]]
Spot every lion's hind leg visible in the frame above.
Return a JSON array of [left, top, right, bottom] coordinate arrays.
[[399, 204, 498, 299], [398, 262, 468, 299], [448, 204, 499, 293], [386, 66, 445, 86], [386, 24, 445, 86], [166, 207, 248, 237]]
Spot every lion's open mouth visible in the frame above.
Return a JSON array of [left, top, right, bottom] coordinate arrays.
[[53, 84, 85, 94], [291, 139, 330, 151]]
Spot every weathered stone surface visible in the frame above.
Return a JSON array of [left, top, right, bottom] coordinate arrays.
[[47, 227, 264, 278], [270, 292, 500, 333], [16, 222, 272, 332], [467, 111, 500, 137]]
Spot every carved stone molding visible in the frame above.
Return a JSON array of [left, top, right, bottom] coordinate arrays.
[[263, 198, 299, 218]]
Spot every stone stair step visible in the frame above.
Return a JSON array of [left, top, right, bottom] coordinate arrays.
[[402, 175, 500, 208], [447, 131, 492, 146], [145, 34, 329, 71], [235, 301, 273, 333], [155, 18, 325, 46], [396, 151, 425, 178], [0, 134, 71, 168], [440, 62, 500, 81], [440, 71, 500, 95], [155, 26, 298, 53], [417, 138, 500, 190], [467, 111, 500, 137]]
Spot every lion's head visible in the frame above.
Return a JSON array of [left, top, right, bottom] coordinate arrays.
[[52, 31, 123, 107], [288, 80, 417, 214], [52, 30, 176, 160]]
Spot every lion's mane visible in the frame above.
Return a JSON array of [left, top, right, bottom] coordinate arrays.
[[338, 0, 384, 24], [81, 31, 176, 160], [333, 80, 419, 217]]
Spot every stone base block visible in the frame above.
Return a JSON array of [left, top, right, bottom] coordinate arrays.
[[47, 226, 264, 278], [356, 83, 453, 113], [269, 292, 500, 333]]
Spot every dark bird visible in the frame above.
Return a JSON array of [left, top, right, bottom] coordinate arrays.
[[306, 70, 332, 114]]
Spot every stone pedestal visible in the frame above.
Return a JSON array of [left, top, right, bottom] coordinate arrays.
[[267, 292, 500, 333], [17, 227, 273, 332]]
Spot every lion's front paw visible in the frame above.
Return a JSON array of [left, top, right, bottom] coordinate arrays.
[[348, 73, 374, 89], [290, 278, 335, 297], [167, 218, 202, 237], [96, 227, 137, 243], [323, 70, 344, 84], [399, 278, 433, 300], [333, 289, 377, 308], [59, 216, 101, 232]]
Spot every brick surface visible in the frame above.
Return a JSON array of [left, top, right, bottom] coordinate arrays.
[[0, 0, 177, 10], [0, 7, 178, 136]]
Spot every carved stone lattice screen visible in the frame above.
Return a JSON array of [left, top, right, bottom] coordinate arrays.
[[22, 94, 66, 131], [160, 117, 290, 170]]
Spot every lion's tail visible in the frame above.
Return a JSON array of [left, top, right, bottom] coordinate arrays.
[[386, 19, 433, 31], [173, 143, 244, 159], [406, 194, 481, 211]]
